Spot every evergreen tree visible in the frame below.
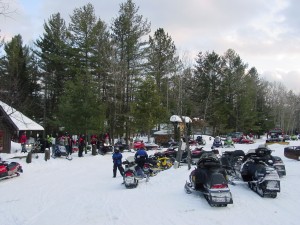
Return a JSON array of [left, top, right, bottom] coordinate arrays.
[[192, 51, 223, 135], [59, 3, 105, 134], [111, 0, 151, 139], [57, 72, 104, 135], [146, 28, 179, 110], [0, 35, 40, 117], [220, 49, 248, 133], [132, 77, 167, 141], [35, 13, 71, 133]]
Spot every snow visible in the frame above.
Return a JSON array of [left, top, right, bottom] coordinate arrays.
[[0, 100, 44, 131], [1, 136, 300, 225]]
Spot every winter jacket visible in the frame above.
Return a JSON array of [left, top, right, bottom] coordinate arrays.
[[135, 149, 148, 160], [19, 134, 27, 144], [79, 137, 85, 147], [112, 152, 123, 165]]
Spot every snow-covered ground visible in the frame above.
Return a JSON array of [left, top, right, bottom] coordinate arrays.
[[0, 136, 300, 225]]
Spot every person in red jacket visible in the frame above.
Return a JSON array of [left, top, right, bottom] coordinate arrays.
[[20, 132, 27, 153]]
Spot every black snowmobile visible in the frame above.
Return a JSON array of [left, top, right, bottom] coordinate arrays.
[[185, 151, 233, 207], [221, 146, 281, 198]]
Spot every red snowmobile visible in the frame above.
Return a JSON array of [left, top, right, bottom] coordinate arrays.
[[0, 160, 23, 181]]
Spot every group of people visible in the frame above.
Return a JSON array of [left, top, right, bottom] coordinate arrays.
[[54, 132, 111, 158], [112, 146, 149, 179], [19, 131, 149, 178]]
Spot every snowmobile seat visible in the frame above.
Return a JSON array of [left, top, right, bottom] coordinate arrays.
[[232, 150, 245, 157], [191, 168, 208, 186]]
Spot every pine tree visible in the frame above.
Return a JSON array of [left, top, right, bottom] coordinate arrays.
[[146, 28, 179, 109], [34, 13, 71, 132], [1, 35, 39, 117], [111, 0, 151, 139], [132, 77, 167, 141]]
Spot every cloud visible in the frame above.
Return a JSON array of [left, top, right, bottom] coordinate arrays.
[[262, 70, 300, 94], [0, 0, 300, 93]]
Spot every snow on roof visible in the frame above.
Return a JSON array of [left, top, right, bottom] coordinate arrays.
[[153, 130, 172, 135], [0, 100, 44, 131]]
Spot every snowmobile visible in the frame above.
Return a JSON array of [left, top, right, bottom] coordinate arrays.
[[221, 147, 281, 198], [51, 145, 72, 160], [181, 147, 205, 164], [290, 134, 298, 141], [248, 145, 286, 177], [222, 145, 286, 177], [0, 160, 23, 181], [99, 142, 113, 155], [154, 147, 204, 165], [114, 141, 129, 152], [223, 136, 235, 148], [266, 129, 288, 145], [148, 153, 174, 171], [122, 156, 150, 189], [212, 136, 223, 148], [284, 146, 300, 160], [154, 147, 177, 159], [184, 151, 233, 207]]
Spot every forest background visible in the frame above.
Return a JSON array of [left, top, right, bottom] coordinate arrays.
[[0, 0, 299, 143]]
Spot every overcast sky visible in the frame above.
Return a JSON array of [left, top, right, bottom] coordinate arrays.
[[1, 0, 300, 93]]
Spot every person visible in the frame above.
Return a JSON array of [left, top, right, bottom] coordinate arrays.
[[134, 147, 148, 169], [78, 134, 85, 157], [64, 133, 72, 159], [112, 147, 124, 178], [104, 133, 110, 145], [51, 135, 56, 156], [20, 131, 27, 153]]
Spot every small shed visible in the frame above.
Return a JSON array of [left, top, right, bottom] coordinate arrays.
[[0, 100, 44, 153], [153, 130, 173, 145]]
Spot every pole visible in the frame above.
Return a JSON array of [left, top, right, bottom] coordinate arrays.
[[184, 121, 191, 170]]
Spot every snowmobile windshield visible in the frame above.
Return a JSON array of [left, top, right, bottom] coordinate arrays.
[[215, 137, 221, 141]]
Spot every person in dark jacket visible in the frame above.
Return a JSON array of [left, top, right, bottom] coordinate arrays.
[[112, 148, 124, 178], [78, 135, 85, 157], [134, 148, 148, 169]]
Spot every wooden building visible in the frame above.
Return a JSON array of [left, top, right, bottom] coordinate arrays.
[[0, 100, 44, 153]]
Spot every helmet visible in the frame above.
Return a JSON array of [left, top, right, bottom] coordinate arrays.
[[114, 147, 120, 152]]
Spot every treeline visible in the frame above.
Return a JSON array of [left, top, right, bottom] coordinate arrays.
[[0, 0, 299, 141]]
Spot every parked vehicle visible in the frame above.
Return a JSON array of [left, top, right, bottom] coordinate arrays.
[[149, 153, 174, 170], [212, 136, 223, 148], [133, 140, 145, 150], [283, 135, 291, 141], [154, 147, 205, 165], [0, 160, 23, 181], [185, 151, 233, 207], [266, 128, 288, 145], [224, 136, 235, 148], [284, 146, 300, 160], [291, 134, 298, 141], [181, 147, 205, 164], [144, 142, 159, 150], [122, 156, 150, 189], [114, 141, 129, 152], [51, 145, 72, 160], [99, 143, 113, 155], [221, 146, 281, 198]]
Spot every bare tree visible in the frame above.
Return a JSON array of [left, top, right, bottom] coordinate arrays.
[[0, 1, 14, 16]]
